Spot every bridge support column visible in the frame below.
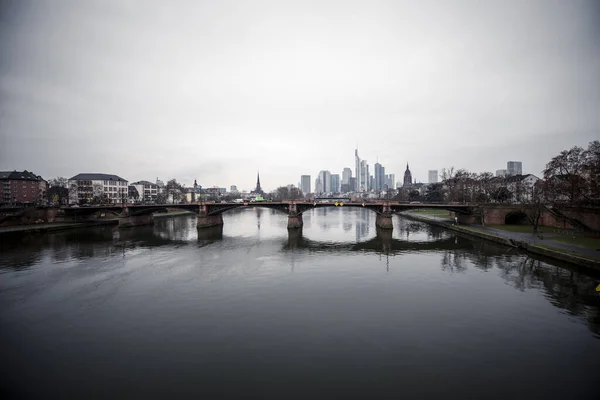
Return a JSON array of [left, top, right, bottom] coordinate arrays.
[[287, 213, 303, 229], [376, 213, 393, 230], [119, 214, 154, 228], [197, 214, 224, 229], [287, 228, 303, 248]]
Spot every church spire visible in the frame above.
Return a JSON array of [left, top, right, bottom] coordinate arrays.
[[255, 171, 263, 194]]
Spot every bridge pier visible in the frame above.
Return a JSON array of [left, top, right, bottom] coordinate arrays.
[[376, 213, 393, 230], [287, 213, 303, 229], [197, 224, 223, 242], [287, 227, 303, 248], [119, 214, 154, 228], [197, 214, 224, 229]]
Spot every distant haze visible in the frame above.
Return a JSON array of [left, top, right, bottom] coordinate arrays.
[[1, 0, 598, 191]]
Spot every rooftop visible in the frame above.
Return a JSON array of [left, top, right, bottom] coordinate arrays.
[[131, 180, 157, 186], [69, 173, 127, 182], [0, 170, 44, 181]]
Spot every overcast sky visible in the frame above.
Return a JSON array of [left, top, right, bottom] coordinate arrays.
[[1, 0, 598, 191]]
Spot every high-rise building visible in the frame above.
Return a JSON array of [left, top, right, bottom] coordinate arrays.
[[360, 160, 369, 191], [349, 177, 357, 192], [318, 170, 331, 194], [496, 169, 507, 177], [387, 174, 395, 189], [403, 163, 413, 187], [369, 175, 374, 191], [300, 175, 311, 194], [342, 167, 352, 185], [330, 174, 340, 193], [428, 170, 438, 183], [355, 149, 361, 192], [507, 161, 522, 176], [374, 163, 385, 191], [315, 176, 322, 194]]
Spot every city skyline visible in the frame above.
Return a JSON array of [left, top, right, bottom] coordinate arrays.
[[1, 1, 598, 190]]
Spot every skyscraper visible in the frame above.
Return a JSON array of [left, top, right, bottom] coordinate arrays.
[[315, 176, 322, 194], [330, 174, 340, 193], [355, 149, 361, 192], [318, 170, 331, 194], [374, 163, 385, 191], [387, 174, 395, 189], [360, 160, 369, 191], [342, 167, 352, 185], [507, 161, 522, 176], [349, 177, 357, 192], [300, 175, 311, 194], [428, 170, 438, 183]]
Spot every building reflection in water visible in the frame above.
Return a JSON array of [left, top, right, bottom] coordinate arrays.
[[355, 208, 371, 242], [255, 207, 263, 230]]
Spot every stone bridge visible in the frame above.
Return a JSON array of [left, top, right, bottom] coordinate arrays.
[[4, 202, 594, 232], [0, 201, 472, 230]]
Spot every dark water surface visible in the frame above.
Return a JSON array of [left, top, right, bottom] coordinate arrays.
[[1, 208, 599, 399]]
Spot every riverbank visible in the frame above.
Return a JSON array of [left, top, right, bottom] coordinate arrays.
[[401, 211, 600, 270], [0, 220, 119, 236], [0, 211, 194, 236]]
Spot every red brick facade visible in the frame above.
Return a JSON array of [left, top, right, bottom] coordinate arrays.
[[0, 170, 47, 205]]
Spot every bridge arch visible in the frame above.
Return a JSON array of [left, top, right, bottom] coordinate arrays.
[[207, 203, 290, 216], [504, 211, 528, 225], [296, 203, 384, 216]]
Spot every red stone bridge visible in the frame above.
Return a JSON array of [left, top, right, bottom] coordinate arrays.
[[1, 202, 596, 232]]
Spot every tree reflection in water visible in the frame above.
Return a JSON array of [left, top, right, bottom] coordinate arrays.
[[1, 214, 599, 337]]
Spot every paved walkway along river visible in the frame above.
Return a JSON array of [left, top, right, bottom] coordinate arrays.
[[407, 212, 600, 262]]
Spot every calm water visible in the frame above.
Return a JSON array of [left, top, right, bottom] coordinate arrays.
[[1, 208, 599, 399]]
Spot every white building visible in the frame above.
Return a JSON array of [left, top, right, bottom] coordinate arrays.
[[507, 161, 523, 176], [496, 169, 507, 177], [68, 173, 128, 205], [230, 185, 238, 193], [428, 170, 438, 183], [130, 180, 158, 203], [505, 174, 539, 203]]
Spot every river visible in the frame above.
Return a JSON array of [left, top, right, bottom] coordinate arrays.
[[1, 208, 599, 399]]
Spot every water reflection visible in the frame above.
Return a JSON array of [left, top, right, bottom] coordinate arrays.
[[1, 210, 599, 341]]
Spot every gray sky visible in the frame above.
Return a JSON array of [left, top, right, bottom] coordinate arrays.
[[1, 0, 598, 191]]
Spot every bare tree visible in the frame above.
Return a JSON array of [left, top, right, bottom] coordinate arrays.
[[543, 145, 588, 204], [520, 181, 546, 234], [583, 140, 600, 204], [48, 177, 69, 188], [165, 179, 185, 204]]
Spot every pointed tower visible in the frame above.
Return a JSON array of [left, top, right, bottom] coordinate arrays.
[[403, 163, 413, 188], [255, 172, 263, 195]]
